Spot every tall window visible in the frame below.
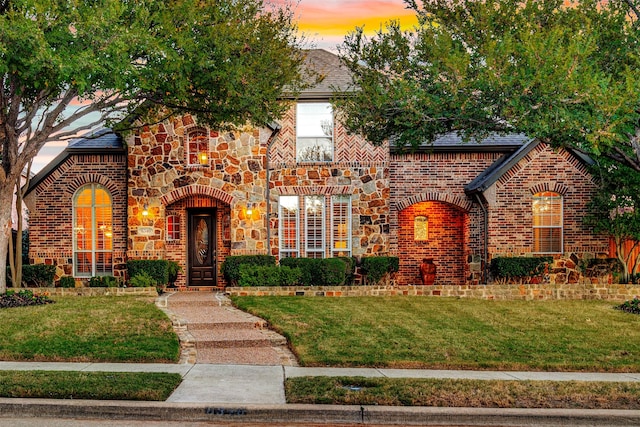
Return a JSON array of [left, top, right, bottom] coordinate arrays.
[[296, 103, 333, 162], [187, 129, 209, 165], [279, 195, 352, 258], [73, 184, 113, 277], [305, 196, 325, 258], [166, 215, 181, 241], [331, 195, 351, 256], [532, 191, 563, 254], [279, 196, 300, 258]]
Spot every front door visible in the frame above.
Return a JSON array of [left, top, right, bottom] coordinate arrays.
[[188, 210, 216, 286]]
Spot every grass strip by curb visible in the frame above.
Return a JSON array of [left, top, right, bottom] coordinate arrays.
[[286, 376, 640, 409], [0, 371, 182, 401]]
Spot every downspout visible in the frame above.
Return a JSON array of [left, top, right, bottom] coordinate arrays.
[[474, 193, 489, 284], [265, 123, 282, 256]]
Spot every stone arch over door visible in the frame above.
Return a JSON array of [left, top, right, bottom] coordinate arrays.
[[395, 198, 468, 285]]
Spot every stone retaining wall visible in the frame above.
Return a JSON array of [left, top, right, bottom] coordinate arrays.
[[226, 283, 640, 301], [24, 287, 158, 297]]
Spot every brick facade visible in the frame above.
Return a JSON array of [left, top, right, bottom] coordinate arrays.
[[25, 153, 128, 281]]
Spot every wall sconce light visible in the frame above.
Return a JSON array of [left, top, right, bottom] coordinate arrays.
[[198, 152, 208, 165], [142, 204, 149, 217], [239, 203, 260, 221]]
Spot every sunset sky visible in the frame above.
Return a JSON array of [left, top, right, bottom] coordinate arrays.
[[32, 0, 418, 172]]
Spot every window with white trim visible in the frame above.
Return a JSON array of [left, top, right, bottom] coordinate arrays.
[[73, 184, 113, 277], [296, 103, 333, 162], [187, 129, 209, 165], [532, 191, 563, 254], [278, 195, 352, 259], [331, 195, 351, 256], [305, 195, 325, 258], [166, 215, 181, 241], [279, 196, 300, 258]]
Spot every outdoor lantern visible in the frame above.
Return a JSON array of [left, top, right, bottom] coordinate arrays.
[[199, 152, 208, 165], [142, 204, 149, 217]]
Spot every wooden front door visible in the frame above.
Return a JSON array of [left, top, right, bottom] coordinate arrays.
[[188, 210, 216, 286]]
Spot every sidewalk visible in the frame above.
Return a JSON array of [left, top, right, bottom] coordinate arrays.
[[1, 292, 640, 425]]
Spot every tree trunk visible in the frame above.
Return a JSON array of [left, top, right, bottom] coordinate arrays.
[[616, 237, 631, 283], [0, 187, 13, 294]]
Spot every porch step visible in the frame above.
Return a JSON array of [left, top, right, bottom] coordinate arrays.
[[187, 320, 267, 330], [190, 329, 287, 348]]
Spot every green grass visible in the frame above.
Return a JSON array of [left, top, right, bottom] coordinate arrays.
[[286, 376, 640, 409], [0, 296, 179, 362], [232, 296, 640, 371], [0, 370, 182, 400]]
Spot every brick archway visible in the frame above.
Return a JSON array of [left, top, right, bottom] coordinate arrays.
[[160, 184, 236, 206], [395, 192, 473, 213], [396, 200, 467, 286]]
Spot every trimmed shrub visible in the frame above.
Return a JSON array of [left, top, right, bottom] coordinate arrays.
[[280, 258, 348, 286], [361, 256, 400, 285], [8, 264, 57, 287], [238, 264, 301, 287], [221, 255, 276, 286], [127, 260, 169, 285], [59, 276, 76, 288], [167, 261, 182, 286], [337, 256, 357, 285], [88, 276, 118, 287], [129, 272, 157, 288], [490, 256, 553, 283]]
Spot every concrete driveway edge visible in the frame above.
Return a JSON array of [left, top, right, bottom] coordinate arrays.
[[2, 399, 640, 426]]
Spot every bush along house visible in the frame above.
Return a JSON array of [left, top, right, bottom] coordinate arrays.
[[24, 49, 610, 288]]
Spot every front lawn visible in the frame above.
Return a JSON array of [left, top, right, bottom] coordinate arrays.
[[0, 296, 179, 362], [286, 376, 640, 409], [0, 370, 181, 400], [232, 296, 640, 371]]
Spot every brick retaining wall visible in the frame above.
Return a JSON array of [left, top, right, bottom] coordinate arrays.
[[226, 283, 640, 301]]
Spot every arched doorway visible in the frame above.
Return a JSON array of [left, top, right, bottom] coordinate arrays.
[[397, 201, 466, 285]]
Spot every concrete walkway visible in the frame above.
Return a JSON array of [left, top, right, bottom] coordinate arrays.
[[2, 291, 640, 425]]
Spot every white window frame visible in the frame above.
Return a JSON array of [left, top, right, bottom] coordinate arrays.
[[296, 102, 334, 162], [166, 214, 181, 241], [279, 196, 300, 258], [331, 195, 352, 257], [305, 195, 326, 258], [73, 184, 113, 277], [532, 191, 563, 254]]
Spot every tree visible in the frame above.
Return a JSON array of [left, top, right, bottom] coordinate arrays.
[[585, 160, 640, 282], [0, 0, 308, 293], [336, 0, 640, 172]]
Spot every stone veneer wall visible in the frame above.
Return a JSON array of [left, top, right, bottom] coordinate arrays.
[[226, 283, 640, 301], [390, 151, 504, 285], [267, 105, 390, 258], [127, 114, 271, 286], [26, 153, 128, 281]]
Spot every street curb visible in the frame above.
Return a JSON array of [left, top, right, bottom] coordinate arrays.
[[2, 399, 640, 426]]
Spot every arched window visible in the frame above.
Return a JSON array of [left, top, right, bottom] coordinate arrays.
[[532, 191, 563, 254], [73, 184, 113, 277]]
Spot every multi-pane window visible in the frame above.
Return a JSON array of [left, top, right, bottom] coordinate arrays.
[[305, 196, 325, 258], [331, 195, 351, 256], [73, 184, 113, 277], [532, 191, 563, 254], [279, 195, 352, 259], [166, 215, 181, 241], [279, 196, 300, 258], [187, 129, 209, 165], [296, 103, 333, 162]]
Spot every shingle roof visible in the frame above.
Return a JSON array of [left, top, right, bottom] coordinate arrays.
[[25, 128, 124, 195], [390, 132, 532, 153], [294, 49, 353, 99], [67, 127, 123, 150]]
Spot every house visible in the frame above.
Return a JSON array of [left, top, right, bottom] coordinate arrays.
[[24, 49, 610, 287]]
